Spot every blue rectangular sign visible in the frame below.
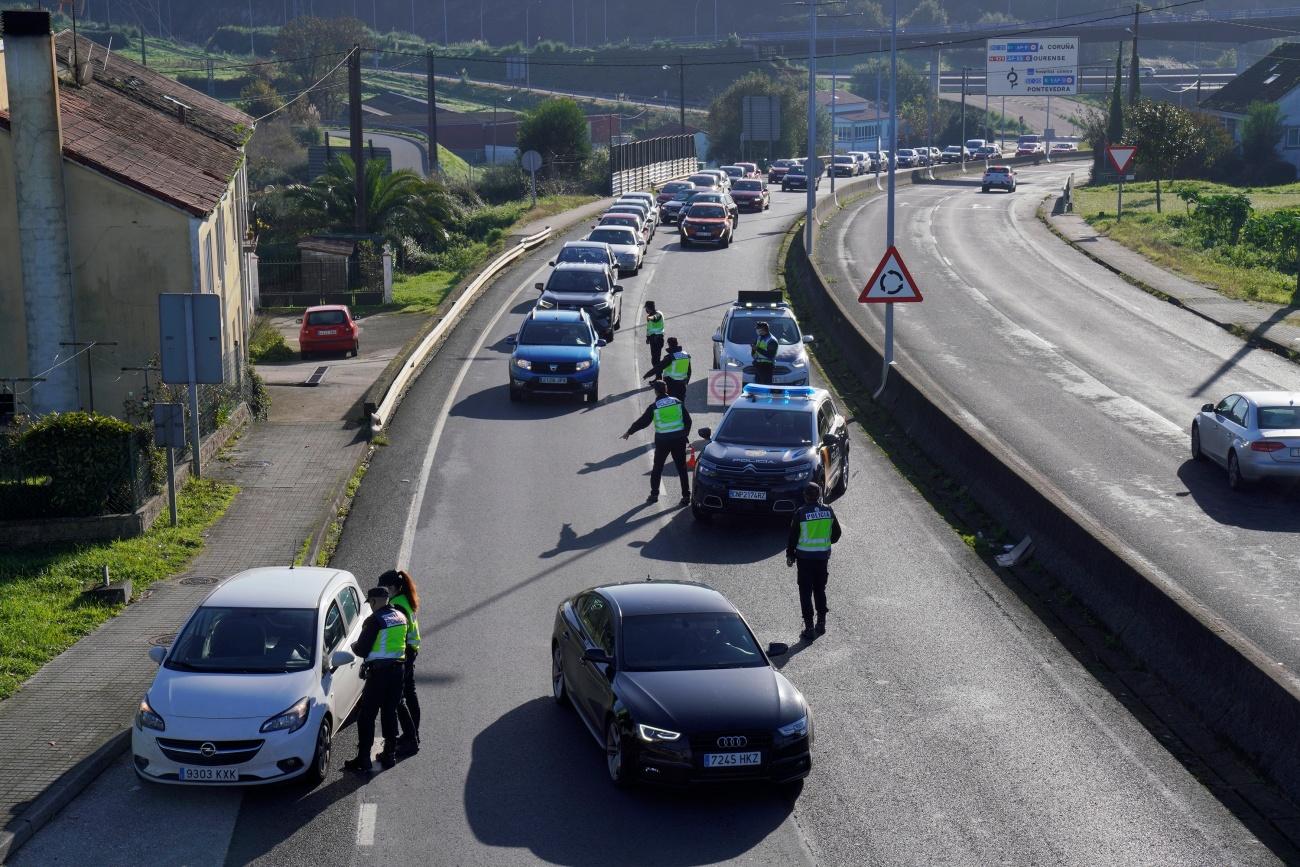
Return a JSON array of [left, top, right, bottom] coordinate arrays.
[[1005, 42, 1039, 52]]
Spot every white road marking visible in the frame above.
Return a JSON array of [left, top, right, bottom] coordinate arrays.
[[356, 803, 378, 847]]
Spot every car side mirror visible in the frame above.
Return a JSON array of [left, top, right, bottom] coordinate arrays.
[[803, 335, 814, 344], [1201, 403, 1215, 413], [597, 338, 608, 347], [583, 648, 613, 666], [698, 427, 712, 440], [329, 649, 356, 672], [505, 334, 517, 345], [148, 646, 167, 665], [712, 331, 723, 343], [534, 282, 545, 291], [767, 642, 789, 657], [612, 285, 624, 293], [547, 260, 556, 267]]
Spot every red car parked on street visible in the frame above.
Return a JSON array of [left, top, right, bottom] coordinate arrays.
[[299, 305, 359, 359]]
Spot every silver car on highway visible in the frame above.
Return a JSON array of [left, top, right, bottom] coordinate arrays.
[[1191, 392, 1300, 489]]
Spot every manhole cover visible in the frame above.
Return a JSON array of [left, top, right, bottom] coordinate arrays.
[[180, 576, 219, 586], [148, 633, 177, 647]]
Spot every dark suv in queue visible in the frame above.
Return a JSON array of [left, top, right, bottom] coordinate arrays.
[[536, 262, 624, 342], [506, 308, 604, 403], [691, 385, 849, 521]]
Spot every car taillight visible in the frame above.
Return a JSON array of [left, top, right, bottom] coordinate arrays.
[[1250, 441, 1286, 452]]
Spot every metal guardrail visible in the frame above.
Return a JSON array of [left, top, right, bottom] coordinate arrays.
[[369, 226, 553, 432]]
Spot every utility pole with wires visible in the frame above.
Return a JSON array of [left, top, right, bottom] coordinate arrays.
[[960, 66, 968, 172], [802, 0, 819, 256], [427, 50, 440, 175], [349, 45, 366, 235]]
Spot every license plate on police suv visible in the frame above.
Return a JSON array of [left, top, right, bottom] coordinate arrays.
[[704, 752, 762, 768], [728, 489, 766, 501], [1292, 448, 1300, 457], [539, 376, 567, 384], [178, 767, 239, 782]]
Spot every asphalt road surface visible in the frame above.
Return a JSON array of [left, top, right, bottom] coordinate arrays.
[[325, 130, 427, 176], [14, 175, 1276, 866], [822, 164, 1300, 685]]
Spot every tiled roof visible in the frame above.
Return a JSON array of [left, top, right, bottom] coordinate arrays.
[[836, 109, 889, 122], [0, 31, 253, 217], [1201, 42, 1300, 115], [815, 89, 870, 107]]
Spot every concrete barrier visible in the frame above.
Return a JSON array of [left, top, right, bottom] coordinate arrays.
[[787, 160, 1300, 803]]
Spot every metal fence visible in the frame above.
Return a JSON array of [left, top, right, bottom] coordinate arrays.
[[257, 259, 383, 308], [0, 426, 160, 521], [610, 134, 697, 197]]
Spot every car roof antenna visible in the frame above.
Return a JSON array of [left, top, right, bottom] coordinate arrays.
[[646, 573, 652, 582]]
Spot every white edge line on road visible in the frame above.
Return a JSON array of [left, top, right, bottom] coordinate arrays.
[[397, 262, 548, 569], [356, 802, 378, 847]]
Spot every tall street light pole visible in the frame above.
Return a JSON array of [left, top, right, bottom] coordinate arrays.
[[803, 0, 818, 256], [875, 0, 898, 398]]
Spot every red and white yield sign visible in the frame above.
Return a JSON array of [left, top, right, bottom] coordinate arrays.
[[1106, 145, 1138, 175], [859, 245, 923, 303]]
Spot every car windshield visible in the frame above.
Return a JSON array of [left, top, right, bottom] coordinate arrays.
[[519, 321, 593, 346], [727, 316, 801, 345], [670, 191, 695, 202], [897, 150, 915, 156], [733, 180, 764, 191], [987, 167, 1009, 174], [588, 229, 636, 246], [167, 607, 316, 673], [944, 146, 961, 153], [546, 270, 610, 293], [1258, 406, 1300, 430], [723, 167, 743, 177], [306, 310, 346, 326], [687, 204, 727, 219], [621, 612, 766, 671], [663, 182, 692, 193], [608, 207, 643, 220], [600, 216, 637, 228], [558, 246, 608, 264], [715, 406, 815, 446], [688, 175, 718, 187], [834, 156, 854, 164]]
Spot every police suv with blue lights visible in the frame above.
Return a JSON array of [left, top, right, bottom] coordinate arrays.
[[712, 292, 813, 386], [692, 385, 850, 521]]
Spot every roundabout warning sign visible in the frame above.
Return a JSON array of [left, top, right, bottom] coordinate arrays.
[[859, 246, 923, 303]]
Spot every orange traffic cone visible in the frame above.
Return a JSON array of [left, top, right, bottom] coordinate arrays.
[[685, 443, 698, 470]]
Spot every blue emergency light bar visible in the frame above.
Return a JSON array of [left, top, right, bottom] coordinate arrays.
[[742, 384, 816, 400]]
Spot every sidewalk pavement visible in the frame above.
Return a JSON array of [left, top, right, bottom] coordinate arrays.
[[1047, 210, 1300, 359], [0, 312, 422, 862]]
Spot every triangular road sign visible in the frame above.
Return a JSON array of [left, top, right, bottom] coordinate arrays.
[[1106, 145, 1137, 174], [859, 245, 923, 303]]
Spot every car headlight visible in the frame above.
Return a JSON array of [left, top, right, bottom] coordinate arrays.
[[785, 464, 814, 481], [260, 697, 312, 734], [638, 723, 682, 743], [792, 357, 807, 368], [574, 360, 592, 371], [592, 300, 610, 310], [696, 460, 719, 477], [537, 299, 555, 310], [136, 694, 165, 732], [514, 357, 532, 370], [777, 714, 809, 739]]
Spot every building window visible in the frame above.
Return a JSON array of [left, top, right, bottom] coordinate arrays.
[[1286, 127, 1300, 150], [215, 209, 227, 289], [204, 235, 215, 293]]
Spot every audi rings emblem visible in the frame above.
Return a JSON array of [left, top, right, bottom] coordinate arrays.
[[716, 735, 748, 748], [199, 742, 218, 758]]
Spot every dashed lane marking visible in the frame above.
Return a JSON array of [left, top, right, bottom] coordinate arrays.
[[356, 803, 377, 847]]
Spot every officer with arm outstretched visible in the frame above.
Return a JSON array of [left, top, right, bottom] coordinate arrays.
[[621, 380, 692, 506]]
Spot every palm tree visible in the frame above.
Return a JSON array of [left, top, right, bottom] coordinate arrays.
[[289, 156, 460, 251]]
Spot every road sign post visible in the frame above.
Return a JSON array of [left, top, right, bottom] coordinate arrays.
[[152, 402, 185, 526], [521, 149, 542, 207], [1106, 145, 1137, 222], [987, 37, 1079, 97], [707, 368, 743, 407], [160, 294, 224, 479]]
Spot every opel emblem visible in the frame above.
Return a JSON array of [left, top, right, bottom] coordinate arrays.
[[717, 735, 748, 748], [199, 742, 217, 758]]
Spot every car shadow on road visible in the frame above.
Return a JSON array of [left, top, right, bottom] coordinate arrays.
[[632, 509, 787, 565], [541, 503, 680, 559], [581, 384, 646, 413], [451, 385, 589, 421], [463, 698, 795, 867], [1176, 460, 1300, 531]]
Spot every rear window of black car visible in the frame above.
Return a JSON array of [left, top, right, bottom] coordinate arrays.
[[687, 205, 727, 220], [621, 612, 765, 671], [546, 270, 611, 293]]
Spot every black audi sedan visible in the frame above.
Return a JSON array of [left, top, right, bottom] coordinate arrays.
[[550, 580, 813, 788]]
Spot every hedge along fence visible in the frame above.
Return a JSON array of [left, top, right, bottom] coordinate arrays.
[[0, 413, 162, 521]]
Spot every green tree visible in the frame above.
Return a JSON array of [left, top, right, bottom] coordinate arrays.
[[905, 0, 948, 27], [288, 156, 460, 251], [238, 79, 283, 119], [1241, 100, 1285, 164], [274, 16, 367, 118], [1108, 45, 1125, 145], [850, 58, 929, 109], [516, 98, 592, 180], [705, 71, 828, 164], [1127, 35, 1141, 106], [1126, 99, 1200, 212]]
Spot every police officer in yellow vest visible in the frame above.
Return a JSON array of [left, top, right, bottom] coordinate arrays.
[[378, 569, 422, 755], [621, 380, 692, 505], [752, 321, 778, 385], [643, 336, 691, 401], [786, 483, 843, 639], [644, 301, 666, 366], [344, 587, 408, 772]]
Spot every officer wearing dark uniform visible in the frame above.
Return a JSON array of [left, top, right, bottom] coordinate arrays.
[[344, 587, 408, 772], [378, 569, 421, 755], [621, 380, 692, 505], [644, 301, 666, 366], [643, 337, 691, 401], [751, 321, 778, 385], [786, 483, 842, 639]]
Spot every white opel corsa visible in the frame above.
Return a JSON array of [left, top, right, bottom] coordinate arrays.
[[132, 567, 368, 786]]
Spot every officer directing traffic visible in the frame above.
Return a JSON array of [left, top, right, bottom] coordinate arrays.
[[644, 300, 665, 366], [621, 380, 692, 505], [344, 587, 408, 773], [644, 336, 691, 401], [786, 483, 842, 639], [752, 320, 778, 385]]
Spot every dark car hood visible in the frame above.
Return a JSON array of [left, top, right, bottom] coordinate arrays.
[[702, 441, 817, 467], [617, 666, 803, 732]]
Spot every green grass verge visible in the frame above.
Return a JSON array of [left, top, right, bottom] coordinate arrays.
[[0, 478, 237, 701], [1077, 181, 1300, 306], [391, 270, 457, 314], [248, 314, 296, 362], [314, 453, 370, 567]]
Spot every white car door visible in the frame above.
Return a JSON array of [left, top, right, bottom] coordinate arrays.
[[324, 588, 366, 716], [1208, 395, 1241, 463]]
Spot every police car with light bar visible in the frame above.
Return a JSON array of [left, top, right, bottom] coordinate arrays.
[[712, 292, 813, 386], [691, 385, 849, 521]]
